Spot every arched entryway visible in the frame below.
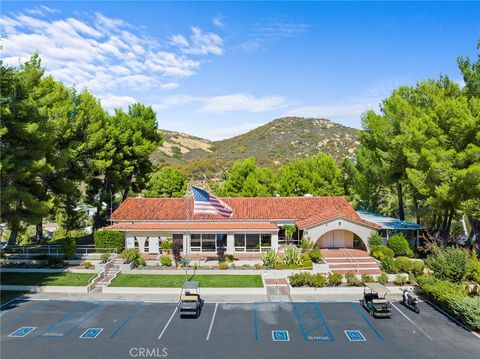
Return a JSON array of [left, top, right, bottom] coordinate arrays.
[[314, 230, 367, 251]]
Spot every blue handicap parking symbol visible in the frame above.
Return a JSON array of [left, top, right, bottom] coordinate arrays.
[[344, 330, 366, 342], [272, 330, 290, 341], [9, 327, 36, 338], [79, 328, 103, 339]]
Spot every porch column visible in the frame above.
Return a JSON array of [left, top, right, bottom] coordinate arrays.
[[125, 235, 135, 249], [271, 233, 279, 251], [136, 236, 147, 253], [226, 234, 234, 254]]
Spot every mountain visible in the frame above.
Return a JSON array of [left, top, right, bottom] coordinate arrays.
[[151, 117, 360, 178]]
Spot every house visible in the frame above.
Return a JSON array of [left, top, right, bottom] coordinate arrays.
[[104, 196, 382, 258]]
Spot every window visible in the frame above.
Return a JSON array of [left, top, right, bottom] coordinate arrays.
[[216, 234, 227, 248], [144, 238, 150, 253], [246, 234, 260, 252], [189, 234, 220, 252], [191, 234, 201, 252], [202, 234, 216, 252], [261, 234, 271, 250], [235, 234, 245, 252]]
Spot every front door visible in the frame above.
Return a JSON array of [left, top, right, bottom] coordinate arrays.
[[333, 230, 345, 248], [149, 236, 160, 254]]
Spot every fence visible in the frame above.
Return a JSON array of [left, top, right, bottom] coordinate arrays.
[[2, 244, 117, 259]]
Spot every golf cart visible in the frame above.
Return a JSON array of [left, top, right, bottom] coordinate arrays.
[[360, 282, 392, 318], [179, 281, 204, 317]]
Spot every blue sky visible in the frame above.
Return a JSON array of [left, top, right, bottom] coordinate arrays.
[[2, 1, 479, 140]]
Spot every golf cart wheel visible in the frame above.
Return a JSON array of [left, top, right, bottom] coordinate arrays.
[[369, 309, 374, 317], [414, 307, 420, 314]]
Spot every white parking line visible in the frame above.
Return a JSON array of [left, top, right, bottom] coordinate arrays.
[[206, 303, 219, 341], [391, 303, 433, 341], [158, 306, 178, 340]]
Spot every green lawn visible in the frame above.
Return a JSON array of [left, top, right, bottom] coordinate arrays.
[[0, 273, 94, 286], [109, 274, 264, 288], [0, 291, 27, 305]]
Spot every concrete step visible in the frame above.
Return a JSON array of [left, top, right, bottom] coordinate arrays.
[[331, 269, 383, 275], [328, 263, 380, 269]]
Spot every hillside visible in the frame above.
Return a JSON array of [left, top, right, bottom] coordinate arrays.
[[151, 117, 360, 179]]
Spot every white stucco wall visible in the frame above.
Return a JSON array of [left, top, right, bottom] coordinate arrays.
[[303, 219, 375, 252]]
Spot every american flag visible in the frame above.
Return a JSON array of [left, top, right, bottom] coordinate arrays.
[[192, 186, 233, 217]]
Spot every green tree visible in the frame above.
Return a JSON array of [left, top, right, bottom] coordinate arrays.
[[220, 157, 276, 197], [144, 167, 186, 198], [278, 153, 344, 196], [0, 57, 52, 244]]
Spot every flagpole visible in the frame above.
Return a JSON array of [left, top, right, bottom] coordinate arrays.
[[185, 181, 191, 256]]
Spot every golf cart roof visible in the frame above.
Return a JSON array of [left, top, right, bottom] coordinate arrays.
[[182, 281, 199, 289], [364, 282, 390, 294]]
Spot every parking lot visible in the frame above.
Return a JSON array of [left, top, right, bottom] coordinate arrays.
[[1, 298, 478, 359]]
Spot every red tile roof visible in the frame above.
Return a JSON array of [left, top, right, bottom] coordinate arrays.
[[110, 196, 377, 228], [104, 222, 279, 231]]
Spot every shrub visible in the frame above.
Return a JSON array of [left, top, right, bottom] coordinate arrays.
[[361, 274, 374, 284], [284, 245, 302, 266], [370, 245, 394, 260], [469, 253, 480, 284], [450, 296, 480, 330], [302, 259, 313, 268], [160, 255, 172, 267], [289, 272, 311, 287], [377, 273, 388, 285], [394, 274, 407, 285], [262, 250, 280, 269], [83, 261, 93, 269], [121, 248, 145, 267], [368, 233, 383, 247], [160, 238, 173, 250], [425, 246, 472, 283], [289, 272, 325, 288], [387, 234, 413, 257], [327, 273, 343, 286], [307, 273, 326, 288], [395, 256, 414, 273], [100, 252, 111, 263], [380, 257, 398, 273], [218, 262, 229, 270], [274, 262, 287, 270], [300, 237, 313, 250], [345, 272, 361, 286], [47, 256, 65, 268], [254, 263, 262, 270], [412, 260, 425, 276], [94, 231, 124, 253], [308, 248, 321, 263], [416, 275, 479, 329], [58, 237, 76, 260]]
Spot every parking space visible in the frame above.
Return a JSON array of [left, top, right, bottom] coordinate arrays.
[[1, 299, 478, 359]]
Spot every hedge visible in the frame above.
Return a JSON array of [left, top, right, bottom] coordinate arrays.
[[387, 234, 413, 257], [417, 276, 479, 330], [370, 245, 394, 260], [94, 230, 125, 252]]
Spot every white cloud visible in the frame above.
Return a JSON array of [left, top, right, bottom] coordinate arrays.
[[212, 15, 225, 28], [240, 20, 309, 52], [101, 95, 137, 112], [199, 93, 287, 113], [171, 26, 224, 56], [1, 8, 224, 108], [25, 5, 60, 17], [152, 93, 288, 113]]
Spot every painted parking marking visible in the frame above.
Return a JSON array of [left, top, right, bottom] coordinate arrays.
[[351, 303, 384, 341], [292, 302, 334, 342], [391, 303, 433, 341], [80, 328, 103, 339], [157, 306, 178, 340], [344, 330, 366, 342], [2, 300, 50, 330], [9, 327, 36, 338], [272, 330, 290, 341], [110, 303, 144, 339], [39, 302, 89, 337], [206, 303, 218, 341]]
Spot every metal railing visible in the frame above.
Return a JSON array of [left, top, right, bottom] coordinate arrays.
[[2, 245, 117, 259], [344, 247, 360, 274], [86, 253, 118, 292]]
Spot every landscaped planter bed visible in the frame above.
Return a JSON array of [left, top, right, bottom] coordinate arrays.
[[0, 272, 94, 286]]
